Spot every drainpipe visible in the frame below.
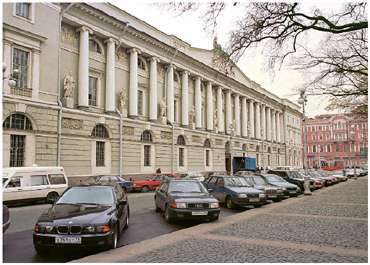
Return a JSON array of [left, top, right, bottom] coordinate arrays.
[[56, 3, 75, 166], [116, 109, 123, 178]]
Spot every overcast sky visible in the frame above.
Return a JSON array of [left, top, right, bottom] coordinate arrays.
[[112, 1, 341, 118]]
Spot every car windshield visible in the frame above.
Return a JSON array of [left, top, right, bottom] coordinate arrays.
[[264, 174, 284, 182], [236, 177, 253, 187], [224, 177, 246, 187], [289, 171, 302, 179], [57, 186, 114, 205], [252, 176, 267, 185], [169, 181, 206, 193]]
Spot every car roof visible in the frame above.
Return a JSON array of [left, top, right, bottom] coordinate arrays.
[[3, 167, 65, 177]]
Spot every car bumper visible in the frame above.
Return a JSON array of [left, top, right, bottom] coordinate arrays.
[[33, 232, 113, 248], [232, 197, 267, 206], [167, 208, 220, 220], [266, 194, 284, 201]]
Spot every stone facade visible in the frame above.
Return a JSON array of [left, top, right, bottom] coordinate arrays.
[[3, 3, 303, 182]]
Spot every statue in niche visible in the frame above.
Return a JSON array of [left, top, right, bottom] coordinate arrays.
[[189, 106, 195, 125], [213, 111, 218, 131], [159, 98, 166, 117], [63, 72, 75, 99], [119, 89, 127, 112]]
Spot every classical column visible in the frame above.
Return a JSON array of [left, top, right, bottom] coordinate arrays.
[[266, 106, 271, 141], [241, 97, 248, 137], [206, 81, 214, 131], [255, 102, 261, 139], [149, 57, 159, 121], [195, 76, 202, 129], [31, 49, 40, 99], [225, 89, 232, 134], [129, 48, 140, 117], [261, 104, 266, 140], [181, 70, 189, 127], [249, 99, 255, 138], [271, 109, 276, 142], [166, 64, 175, 123], [234, 94, 241, 136], [105, 38, 116, 112], [77, 26, 92, 108], [217, 86, 224, 133], [276, 111, 281, 143]]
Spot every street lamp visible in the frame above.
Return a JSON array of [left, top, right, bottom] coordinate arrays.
[[167, 120, 175, 175], [3, 63, 18, 88], [229, 120, 236, 175]]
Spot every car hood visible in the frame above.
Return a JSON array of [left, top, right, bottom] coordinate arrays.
[[37, 204, 113, 224], [227, 186, 262, 194], [170, 193, 218, 203]]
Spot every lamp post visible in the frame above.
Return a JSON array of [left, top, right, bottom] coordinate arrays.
[[3, 63, 18, 88], [260, 128, 264, 170], [167, 120, 175, 175], [229, 120, 236, 175]]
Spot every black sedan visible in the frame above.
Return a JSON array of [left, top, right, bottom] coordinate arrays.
[[154, 180, 220, 223], [87, 175, 133, 192], [33, 183, 129, 255], [260, 173, 301, 197]]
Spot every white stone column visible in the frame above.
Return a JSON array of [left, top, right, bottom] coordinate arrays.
[[77, 26, 92, 108], [195, 76, 202, 129], [234, 94, 241, 136], [129, 48, 140, 117], [271, 109, 276, 142], [149, 57, 159, 121], [266, 106, 271, 141], [255, 102, 261, 139], [3, 40, 12, 95], [206, 81, 214, 131], [261, 104, 266, 140], [225, 89, 232, 134], [276, 111, 281, 143], [241, 97, 248, 137], [181, 70, 189, 127], [166, 64, 175, 123], [217, 86, 224, 133], [249, 99, 255, 138], [31, 49, 40, 99], [105, 38, 116, 112]]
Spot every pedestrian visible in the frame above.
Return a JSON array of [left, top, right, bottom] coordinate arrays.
[[156, 168, 161, 174]]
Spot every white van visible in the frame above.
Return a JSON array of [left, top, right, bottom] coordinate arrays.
[[3, 167, 68, 205]]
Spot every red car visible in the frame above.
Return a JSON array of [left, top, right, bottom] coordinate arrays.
[[132, 173, 180, 192]]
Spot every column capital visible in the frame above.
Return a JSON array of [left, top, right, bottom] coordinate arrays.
[[150, 56, 160, 63], [128, 47, 141, 54], [181, 70, 189, 76], [104, 37, 119, 45], [165, 63, 176, 70], [76, 25, 93, 34]]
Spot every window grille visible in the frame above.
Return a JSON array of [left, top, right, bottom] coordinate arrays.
[[10, 134, 25, 167], [177, 135, 186, 145], [88, 76, 98, 106], [205, 150, 210, 167], [141, 130, 153, 142], [96, 141, 105, 167], [13, 48, 29, 89], [15, 3, 31, 18], [138, 90, 143, 116], [179, 147, 184, 167], [144, 145, 151, 166], [204, 139, 211, 148], [3, 114, 33, 130], [91, 124, 109, 138]]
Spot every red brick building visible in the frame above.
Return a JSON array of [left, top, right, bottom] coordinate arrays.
[[302, 114, 368, 169]]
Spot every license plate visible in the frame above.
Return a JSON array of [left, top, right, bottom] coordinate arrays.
[[269, 195, 277, 198], [55, 237, 81, 244], [249, 198, 260, 202], [289, 191, 296, 194], [192, 211, 208, 216]]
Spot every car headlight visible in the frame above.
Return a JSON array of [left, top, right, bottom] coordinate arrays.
[[259, 193, 266, 198], [210, 202, 219, 208], [175, 202, 187, 208], [45, 225, 54, 233], [34, 223, 51, 233], [84, 226, 95, 233], [238, 193, 247, 198]]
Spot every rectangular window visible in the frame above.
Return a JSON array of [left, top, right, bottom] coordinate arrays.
[[15, 3, 31, 19], [205, 149, 210, 167], [179, 147, 184, 167], [96, 141, 105, 167], [144, 145, 151, 166], [13, 48, 29, 88], [138, 90, 143, 116], [48, 174, 67, 185], [30, 175, 48, 186], [174, 99, 178, 123], [88, 76, 98, 106], [10, 135, 25, 167]]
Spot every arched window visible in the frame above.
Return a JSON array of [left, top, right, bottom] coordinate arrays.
[[141, 130, 153, 143], [3, 113, 33, 130], [91, 124, 109, 138], [242, 144, 247, 152], [89, 39, 102, 54], [177, 135, 186, 145], [138, 57, 146, 71], [204, 139, 211, 148]]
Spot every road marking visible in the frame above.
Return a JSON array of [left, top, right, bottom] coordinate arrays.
[[199, 233, 368, 257]]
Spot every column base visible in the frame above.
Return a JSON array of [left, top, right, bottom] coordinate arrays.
[[129, 115, 139, 119]]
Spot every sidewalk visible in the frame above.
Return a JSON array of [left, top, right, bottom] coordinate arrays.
[[74, 177, 368, 263]]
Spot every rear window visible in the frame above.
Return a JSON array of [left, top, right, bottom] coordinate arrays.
[[48, 174, 67, 185]]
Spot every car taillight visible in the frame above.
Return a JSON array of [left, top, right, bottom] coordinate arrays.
[[102, 224, 110, 233]]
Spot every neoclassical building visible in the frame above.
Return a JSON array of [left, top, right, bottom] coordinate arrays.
[[3, 3, 302, 182]]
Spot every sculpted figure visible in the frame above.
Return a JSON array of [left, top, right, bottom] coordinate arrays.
[[63, 72, 75, 99], [159, 98, 166, 117], [119, 89, 127, 112]]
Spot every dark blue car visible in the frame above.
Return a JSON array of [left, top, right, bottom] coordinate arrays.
[[203, 175, 266, 209], [87, 175, 133, 192]]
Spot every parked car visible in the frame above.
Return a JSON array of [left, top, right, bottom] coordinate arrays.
[[3, 167, 68, 205], [180, 172, 205, 182], [267, 169, 306, 191], [239, 175, 284, 202], [33, 183, 129, 255], [259, 173, 301, 197], [315, 170, 339, 184], [87, 175, 132, 192], [3, 204, 10, 233], [154, 179, 220, 223], [330, 171, 348, 182], [132, 173, 179, 192], [203, 171, 227, 182], [299, 170, 324, 190], [203, 175, 266, 209]]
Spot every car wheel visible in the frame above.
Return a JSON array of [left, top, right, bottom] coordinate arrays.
[[46, 192, 58, 203], [108, 224, 118, 249], [225, 196, 234, 209], [164, 205, 173, 223], [142, 186, 150, 193], [34, 245, 47, 256], [155, 203, 161, 212], [123, 214, 129, 229]]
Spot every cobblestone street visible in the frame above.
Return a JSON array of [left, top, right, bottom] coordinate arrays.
[[76, 177, 368, 263]]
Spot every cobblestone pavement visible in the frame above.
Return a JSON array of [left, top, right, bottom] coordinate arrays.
[[75, 177, 368, 263]]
